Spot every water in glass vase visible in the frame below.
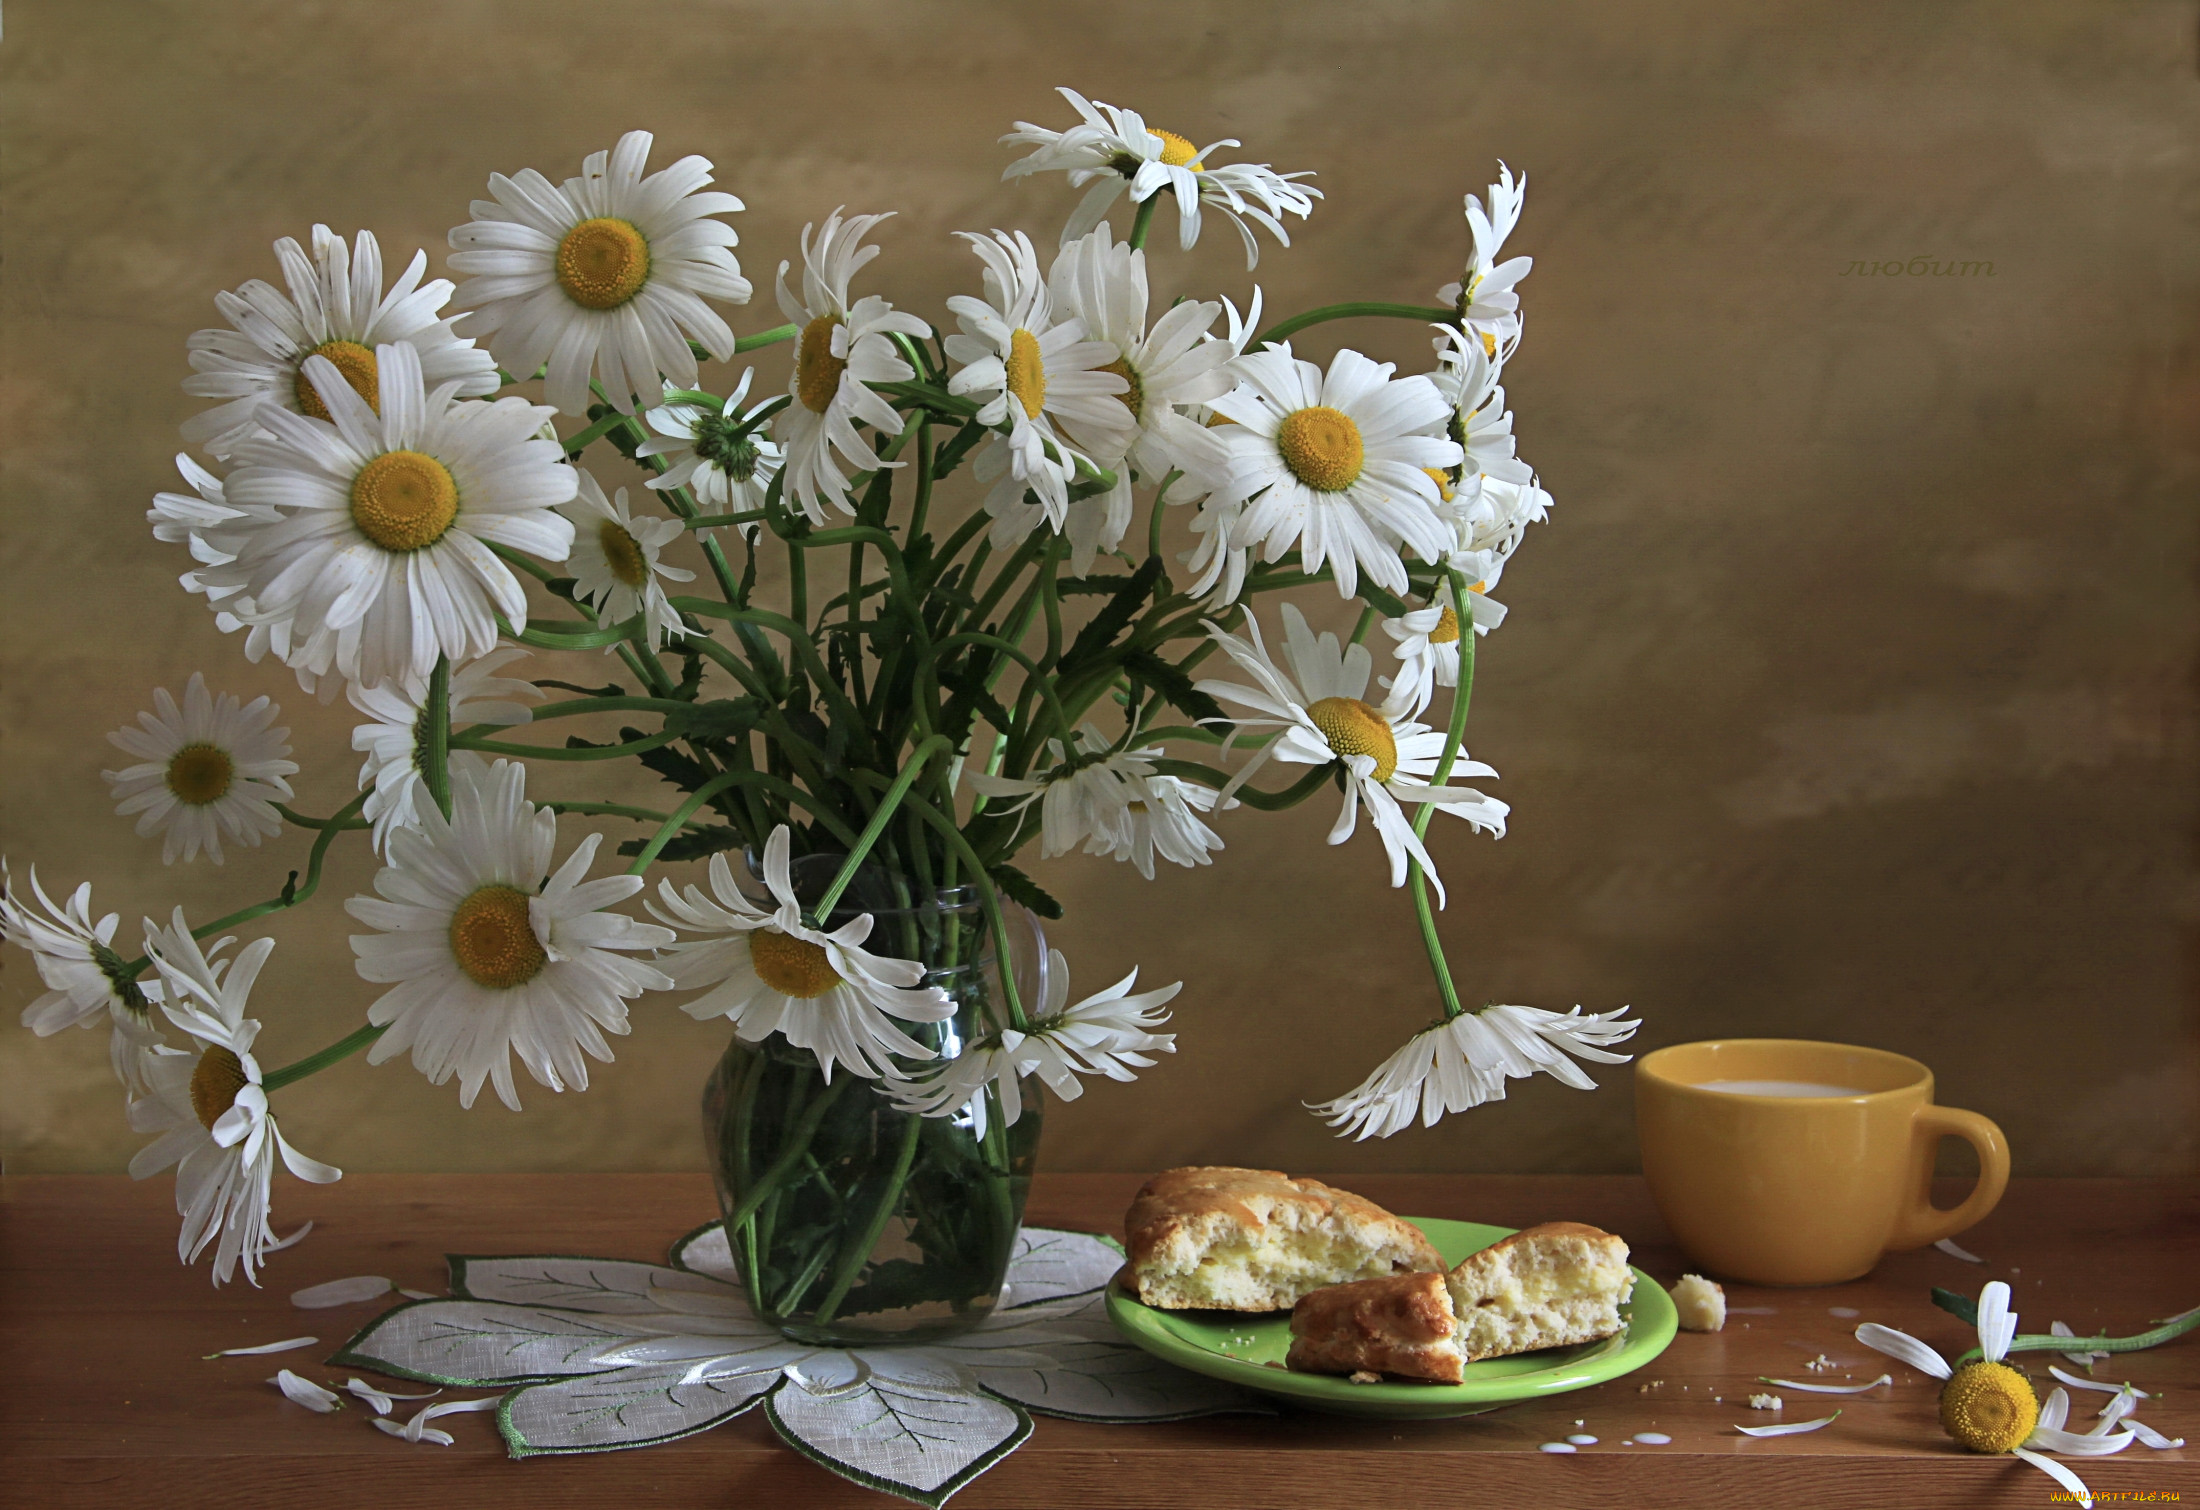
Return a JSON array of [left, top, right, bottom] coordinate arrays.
[[700, 856, 1046, 1346]]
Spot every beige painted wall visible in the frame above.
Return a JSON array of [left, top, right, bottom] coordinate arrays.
[[4, 1, 2196, 1180]]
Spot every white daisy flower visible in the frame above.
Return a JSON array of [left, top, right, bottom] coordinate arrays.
[[133, 911, 341, 1286], [1858, 1281, 2162, 1506], [102, 673, 297, 866], [560, 468, 695, 649], [346, 759, 673, 1111], [945, 229, 1133, 545], [198, 341, 578, 692], [890, 946, 1178, 1136], [1195, 604, 1507, 904], [1311, 1003, 1640, 1140], [447, 130, 751, 416], [1201, 344, 1461, 600], [769, 208, 932, 525], [1001, 88, 1321, 267], [1437, 472, 1551, 636], [649, 826, 956, 1083], [1435, 164, 1531, 360], [1434, 325, 1534, 496], [350, 648, 539, 853], [964, 724, 1224, 879], [1044, 224, 1235, 571], [1173, 289, 1267, 604], [1, 864, 168, 1095], [1380, 602, 1466, 718], [180, 225, 499, 460], [636, 370, 783, 533]]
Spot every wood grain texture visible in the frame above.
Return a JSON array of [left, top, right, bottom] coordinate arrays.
[[4, 1173, 2193, 1508]]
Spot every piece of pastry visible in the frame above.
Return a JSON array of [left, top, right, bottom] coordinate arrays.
[[1285, 1271, 1466, 1384], [1123, 1167, 1444, 1311], [1446, 1221, 1634, 1362], [1671, 1272, 1726, 1332]]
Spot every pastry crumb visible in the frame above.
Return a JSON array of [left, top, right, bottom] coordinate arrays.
[[1748, 1392, 1782, 1411], [1671, 1273, 1726, 1332], [1804, 1354, 1836, 1372], [1348, 1370, 1382, 1384]]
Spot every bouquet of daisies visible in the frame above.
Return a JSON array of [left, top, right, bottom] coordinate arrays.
[[4, 89, 1638, 1288]]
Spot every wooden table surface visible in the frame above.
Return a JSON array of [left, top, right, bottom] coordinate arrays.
[[3, 1173, 2195, 1509]]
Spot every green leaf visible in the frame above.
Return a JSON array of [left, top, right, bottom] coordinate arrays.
[[668, 697, 767, 741], [1931, 1286, 1979, 1326], [1121, 649, 1227, 727], [1058, 555, 1163, 674], [988, 863, 1063, 920]]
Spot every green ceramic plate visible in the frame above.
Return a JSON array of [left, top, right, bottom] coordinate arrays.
[[1104, 1217, 1678, 1419]]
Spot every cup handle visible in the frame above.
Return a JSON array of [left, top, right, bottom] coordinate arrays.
[[1889, 1104, 2010, 1251]]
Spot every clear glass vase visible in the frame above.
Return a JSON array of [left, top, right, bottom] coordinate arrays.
[[700, 853, 1046, 1346]]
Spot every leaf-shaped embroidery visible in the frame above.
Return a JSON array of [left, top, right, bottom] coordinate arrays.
[[963, 1294, 1268, 1422], [501, 1362, 780, 1456], [450, 1254, 730, 1315], [669, 1221, 739, 1282], [997, 1229, 1126, 1309], [768, 1374, 1032, 1508], [331, 1299, 636, 1385]]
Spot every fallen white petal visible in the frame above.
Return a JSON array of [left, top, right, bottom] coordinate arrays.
[[2049, 1366, 2148, 1400], [1737, 1410, 1841, 1437], [2012, 1446, 2095, 1507], [1759, 1373, 1892, 1394], [1854, 1323, 1952, 1380], [1827, 1306, 1861, 1318], [343, 1377, 441, 1416], [2028, 1424, 2136, 1456], [204, 1336, 318, 1358], [398, 1289, 437, 1301], [291, 1275, 393, 1309], [372, 1416, 455, 1447], [2053, 1320, 2108, 1366], [268, 1369, 343, 1413], [2124, 1419, 2184, 1450], [267, 1221, 315, 1253], [1933, 1238, 1985, 1263]]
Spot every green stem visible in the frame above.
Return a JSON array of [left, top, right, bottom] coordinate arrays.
[[625, 770, 750, 875], [422, 655, 453, 821], [1407, 570, 1475, 1019], [1128, 194, 1159, 251], [456, 730, 681, 762], [721, 1079, 851, 1232], [542, 800, 678, 825], [275, 804, 369, 831], [560, 410, 628, 457], [890, 792, 1030, 1032], [809, 1114, 923, 1325], [263, 1023, 387, 1093], [1250, 301, 1456, 352], [735, 322, 799, 353], [812, 736, 952, 923]]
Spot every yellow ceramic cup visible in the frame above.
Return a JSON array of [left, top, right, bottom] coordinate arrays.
[[1636, 1039, 2009, 1286]]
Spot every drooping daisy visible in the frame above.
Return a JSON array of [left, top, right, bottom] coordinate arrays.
[[200, 342, 577, 692], [769, 209, 932, 525], [447, 130, 751, 415], [1001, 88, 1321, 267], [1435, 164, 1531, 360], [1173, 288, 1266, 603], [1311, 1003, 1640, 1140], [1857, 1282, 2161, 1505], [180, 225, 499, 460], [889, 946, 1178, 1136], [1044, 224, 1234, 570], [1, 863, 167, 1095], [1381, 602, 1466, 718], [945, 229, 1133, 544], [964, 724, 1224, 879], [133, 911, 341, 1286], [347, 759, 673, 1110], [1438, 472, 1552, 636], [1433, 325, 1535, 497], [1202, 345, 1461, 600], [649, 826, 956, 1083], [102, 673, 297, 866], [349, 648, 539, 852], [1195, 604, 1507, 903], [560, 469, 694, 648], [636, 370, 783, 532]]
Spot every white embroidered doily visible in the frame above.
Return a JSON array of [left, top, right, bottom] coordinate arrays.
[[332, 1223, 1265, 1505]]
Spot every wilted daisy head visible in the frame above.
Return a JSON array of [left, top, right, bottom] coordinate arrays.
[[447, 130, 751, 415], [102, 673, 296, 866], [560, 468, 695, 649]]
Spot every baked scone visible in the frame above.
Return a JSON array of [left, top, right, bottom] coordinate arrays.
[[1671, 1272, 1726, 1332], [1124, 1167, 1443, 1311], [1285, 1271, 1465, 1383], [1446, 1221, 1634, 1362]]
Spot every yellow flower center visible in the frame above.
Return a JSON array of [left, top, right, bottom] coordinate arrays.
[[598, 518, 649, 588], [1005, 328, 1047, 420], [1276, 406, 1365, 492], [1422, 465, 1456, 503], [448, 884, 548, 990], [796, 313, 847, 414], [165, 743, 235, 806], [294, 339, 380, 422], [1938, 1361, 2039, 1455], [555, 217, 651, 310], [1428, 605, 1461, 645], [1153, 129, 1204, 170], [1099, 356, 1144, 420], [351, 450, 459, 553], [1306, 696, 1398, 783], [750, 929, 842, 999], [189, 1045, 249, 1132]]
